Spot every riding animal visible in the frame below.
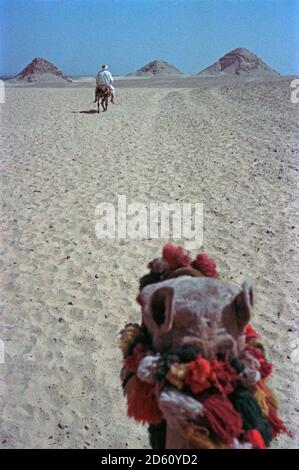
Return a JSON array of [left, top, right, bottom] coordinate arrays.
[[94, 84, 111, 113]]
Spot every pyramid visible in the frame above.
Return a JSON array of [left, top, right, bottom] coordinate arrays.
[[128, 60, 184, 77], [197, 48, 279, 78], [15, 58, 71, 82]]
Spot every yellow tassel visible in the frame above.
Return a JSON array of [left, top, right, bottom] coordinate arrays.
[[253, 386, 269, 416], [183, 424, 228, 449], [166, 363, 189, 389], [265, 385, 279, 411], [119, 323, 141, 354], [251, 339, 264, 349]]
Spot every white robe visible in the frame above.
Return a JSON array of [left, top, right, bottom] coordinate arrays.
[[96, 70, 115, 95]]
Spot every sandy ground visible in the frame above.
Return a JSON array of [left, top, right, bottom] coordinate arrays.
[[0, 77, 298, 448]]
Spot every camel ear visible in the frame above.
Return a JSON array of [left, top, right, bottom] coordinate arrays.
[[223, 281, 253, 336], [149, 286, 174, 334], [233, 281, 253, 330]]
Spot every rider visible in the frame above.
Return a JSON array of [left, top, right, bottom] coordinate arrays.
[[94, 64, 115, 104]]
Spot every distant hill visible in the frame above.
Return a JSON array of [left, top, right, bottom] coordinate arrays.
[[12, 58, 71, 83], [196, 48, 279, 78], [128, 60, 184, 77]]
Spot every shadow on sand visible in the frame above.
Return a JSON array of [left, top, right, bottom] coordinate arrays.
[[71, 109, 99, 114]]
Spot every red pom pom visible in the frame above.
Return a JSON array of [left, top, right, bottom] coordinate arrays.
[[246, 345, 272, 379], [245, 324, 260, 343], [244, 429, 266, 449], [186, 356, 212, 394], [192, 253, 218, 277], [259, 358, 273, 379], [210, 359, 239, 395], [162, 243, 191, 269]]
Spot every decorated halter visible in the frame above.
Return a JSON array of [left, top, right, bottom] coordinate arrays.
[[119, 244, 290, 449]]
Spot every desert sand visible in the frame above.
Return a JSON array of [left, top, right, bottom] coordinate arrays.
[[0, 76, 298, 448]]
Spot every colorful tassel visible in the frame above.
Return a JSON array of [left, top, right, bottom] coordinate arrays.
[[203, 395, 243, 444], [246, 345, 272, 379], [183, 424, 228, 449], [126, 376, 163, 425], [162, 243, 191, 269], [244, 429, 266, 449], [264, 384, 279, 411], [229, 387, 272, 446], [253, 386, 269, 417], [119, 323, 141, 354]]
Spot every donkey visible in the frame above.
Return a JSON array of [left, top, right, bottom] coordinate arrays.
[[94, 84, 112, 113]]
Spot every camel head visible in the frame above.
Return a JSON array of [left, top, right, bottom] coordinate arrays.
[[138, 276, 253, 358]]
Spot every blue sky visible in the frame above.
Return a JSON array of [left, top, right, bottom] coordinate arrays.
[[0, 0, 298, 76]]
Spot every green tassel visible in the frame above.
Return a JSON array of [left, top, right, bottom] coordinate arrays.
[[229, 387, 272, 446], [230, 356, 245, 374]]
